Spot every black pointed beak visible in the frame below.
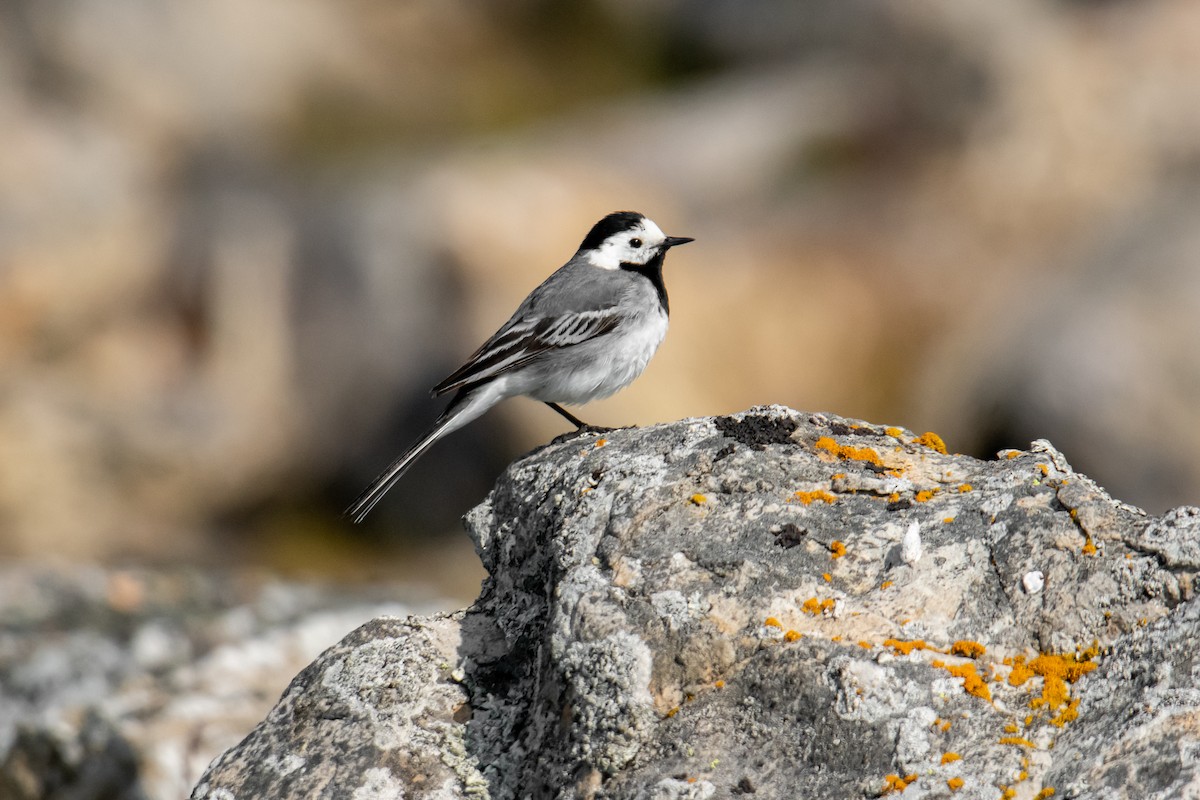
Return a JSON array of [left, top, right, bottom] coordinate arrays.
[[663, 236, 695, 249]]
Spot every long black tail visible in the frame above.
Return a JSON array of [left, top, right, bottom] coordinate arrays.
[[344, 386, 502, 523], [344, 417, 452, 523]]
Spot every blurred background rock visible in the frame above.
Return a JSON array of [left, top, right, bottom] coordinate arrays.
[[3, 0, 1199, 596]]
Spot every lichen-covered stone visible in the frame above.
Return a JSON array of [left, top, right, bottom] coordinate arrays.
[[193, 406, 1200, 799]]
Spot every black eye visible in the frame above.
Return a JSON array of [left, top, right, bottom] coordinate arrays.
[[630, 238, 643, 248]]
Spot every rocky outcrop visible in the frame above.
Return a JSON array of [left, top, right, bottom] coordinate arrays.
[[0, 566, 427, 799], [192, 405, 1200, 799]]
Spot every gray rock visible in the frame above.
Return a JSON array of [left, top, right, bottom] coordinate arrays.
[[193, 406, 1200, 799], [0, 564, 428, 799]]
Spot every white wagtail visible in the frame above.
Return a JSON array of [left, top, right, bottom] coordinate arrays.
[[347, 210, 693, 522]]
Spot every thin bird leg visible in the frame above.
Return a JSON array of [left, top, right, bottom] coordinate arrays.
[[545, 402, 590, 429]]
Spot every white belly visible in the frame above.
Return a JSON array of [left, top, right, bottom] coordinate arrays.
[[522, 307, 669, 405]]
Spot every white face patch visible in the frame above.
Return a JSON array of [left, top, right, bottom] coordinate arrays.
[[586, 218, 667, 270]]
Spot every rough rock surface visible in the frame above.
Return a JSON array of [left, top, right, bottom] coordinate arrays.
[[193, 406, 1200, 799], [0, 565, 428, 799]]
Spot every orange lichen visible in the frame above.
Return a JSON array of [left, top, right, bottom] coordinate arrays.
[[858, 641, 873, 650], [914, 489, 939, 502], [943, 517, 955, 524], [882, 774, 919, 794], [883, 638, 932, 656], [831, 472, 847, 480], [950, 640, 986, 659], [822, 573, 832, 582], [941, 752, 961, 765], [714, 680, 725, 688], [957, 483, 973, 493], [885, 427, 904, 438], [763, 617, 782, 628], [784, 630, 802, 642], [932, 659, 992, 701], [947, 777, 964, 792], [1082, 536, 1097, 556], [1005, 451, 1021, 460], [887, 492, 901, 502], [1050, 698, 1082, 727], [1004, 651, 1098, 719], [594, 438, 607, 447], [794, 489, 837, 505], [814, 436, 883, 467], [1004, 723, 1019, 734], [1037, 463, 1050, 476], [916, 431, 948, 454], [690, 494, 707, 505], [1034, 789, 1056, 800], [830, 540, 847, 558], [938, 719, 953, 732], [999, 736, 1035, 748], [801, 597, 836, 616], [880, 580, 894, 590]]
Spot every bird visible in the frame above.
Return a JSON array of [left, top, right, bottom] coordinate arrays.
[[346, 210, 694, 523]]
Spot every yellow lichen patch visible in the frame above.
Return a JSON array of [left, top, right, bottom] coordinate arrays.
[[830, 540, 847, 558], [885, 427, 904, 438], [1034, 789, 1056, 800], [941, 752, 962, 765], [763, 617, 782, 628], [932, 659, 992, 702], [831, 472, 847, 480], [1082, 536, 1097, 556], [950, 640, 986, 659], [1005, 451, 1021, 460], [938, 719, 953, 732], [880, 580, 894, 590], [714, 680, 725, 688], [999, 736, 1035, 748], [947, 777, 964, 792], [1000, 788, 1017, 799], [594, 438, 607, 447], [814, 436, 884, 467], [1004, 651, 1098, 720], [858, 641, 872, 650], [914, 489, 940, 502], [1050, 697, 1081, 727], [690, 494, 707, 505], [800, 597, 836, 616], [957, 483, 973, 493], [916, 431, 948, 454], [887, 492, 901, 503], [794, 489, 837, 505], [881, 774, 918, 794], [1004, 723, 1019, 734], [883, 638, 933, 656], [943, 517, 955, 524], [784, 630, 802, 642], [822, 573, 832, 582], [1037, 463, 1050, 477]]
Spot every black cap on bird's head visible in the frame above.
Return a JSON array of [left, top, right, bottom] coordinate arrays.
[[578, 211, 649, 253]]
